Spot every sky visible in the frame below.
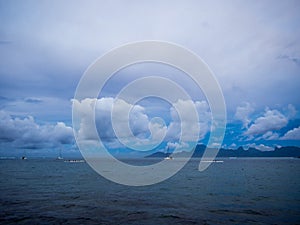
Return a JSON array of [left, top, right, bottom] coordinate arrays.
[[0, 0, 300, 157]]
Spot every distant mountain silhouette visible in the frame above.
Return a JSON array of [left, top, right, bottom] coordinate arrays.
[[146, 152, 167, 158], [146, 144, 300, 158]]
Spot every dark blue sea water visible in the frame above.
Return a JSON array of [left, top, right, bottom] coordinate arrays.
[[0, 158, 299, 224]]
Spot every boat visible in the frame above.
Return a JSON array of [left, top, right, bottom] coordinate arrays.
[[64, 159, 85, 163], [21, 149, 27, 160], [202, 159, 224, 163], [164, 147, 173, 160], [164, 156, 173, 160], [57, 148, 63, 160]]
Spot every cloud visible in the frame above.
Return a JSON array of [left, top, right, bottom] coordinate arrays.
[[72, 97, 211, 148], [234, 102, 254, 128], [280, 126, 300, 140], [0, 96, 72, 123], [246, 143, 274, 152], [24, 97, 43, 104], [166, 141, 189, 153], [166, 100, 211, 141], [260, 131, 280, 140], [278, 54, 300, 66], [287, 104, 297, 119], [1, 0, 300, 115], [244, 108, 288, 136], [1, 1, 300, 152], [73, 98, 152, 142], [239, 104, 298, 141], [0, 110, 73, 148], [229, 143, 237, 149]]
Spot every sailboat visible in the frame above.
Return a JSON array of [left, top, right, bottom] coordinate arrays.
[[164, 147, 173, 160], [57, 148, 63, 160], [21, 149, 27, 160]]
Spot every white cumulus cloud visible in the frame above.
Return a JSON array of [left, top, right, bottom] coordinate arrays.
[[246, 143, 274, 152], [260, 131, 280, 140], [72, 98, 211, 148], [167, 100, 211, 142], [166, 141, 190, 153], [244, 108, 288, 136], [0, 110, 73, 148], [234, 102, 254, 128], [280, 126, 300, 140]]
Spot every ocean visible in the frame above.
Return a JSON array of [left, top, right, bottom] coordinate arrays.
[[0, 158, 299, 224]]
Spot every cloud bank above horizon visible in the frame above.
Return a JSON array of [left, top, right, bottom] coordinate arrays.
[[0, 98, 299, 155]]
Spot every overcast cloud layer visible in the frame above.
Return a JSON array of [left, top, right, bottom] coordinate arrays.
[[0, 0, 300, 156]]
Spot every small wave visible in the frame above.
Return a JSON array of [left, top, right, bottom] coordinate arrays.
[[159, 214, 182, 219], [209, 209, 268, 216]]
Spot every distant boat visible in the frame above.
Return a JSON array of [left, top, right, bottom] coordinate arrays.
[[164, 156, 173, 160], [21, 149, 27, 160], [64, 159, 85, 163], [57, 148, 63, 160], [202, 160, 224, 163], [164, 147, 173, 160]]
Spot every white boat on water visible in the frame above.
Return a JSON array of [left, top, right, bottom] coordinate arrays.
[[64, 159, 85, 163], [164, 147, 173, 160], [202, 160, 224, 163], [57, 148, 63, 160], [164, 156, 173, 160]]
